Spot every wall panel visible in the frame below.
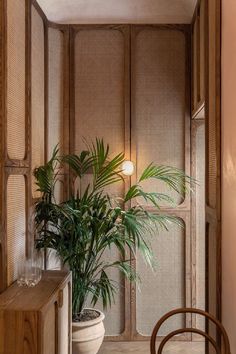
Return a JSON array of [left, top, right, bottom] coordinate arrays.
[[74, 29, 125, 157], [68, 24, 191, 341], [205, 0, 221, 350], [72, 26, 130, 336], [136, 223, 185, 336], [133, 29, 186, 206], [0, 0, 31, 291], [195, 123, 205, 330], [131, 26, 190, 338], [6, 175, 26, 285], [31, 5, 45, 198], [6, 0, 26, 160], [48, 28, 64, 157]]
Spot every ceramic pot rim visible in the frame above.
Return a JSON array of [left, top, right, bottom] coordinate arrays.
[[72, 308, 105, 328]]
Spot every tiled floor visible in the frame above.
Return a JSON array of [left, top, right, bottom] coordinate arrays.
[[99, 341, 205, 354]]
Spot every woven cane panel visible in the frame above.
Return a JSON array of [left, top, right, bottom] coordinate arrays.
[[7, 0, 26, 160], [74, 30, 126, 334], [195, 124, 205, 331], [74, 29, 125, 199], [133, 29, 186, 206], [136, 222, 185, 336], [74, 29, 125, 154], [7, 175, 26, 285], [31, 6, 45, 197], [207, 3, 217, 209], [48, 28, 64, 157]]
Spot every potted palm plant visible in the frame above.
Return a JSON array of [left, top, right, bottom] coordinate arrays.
[[34, 139, 192, 354]]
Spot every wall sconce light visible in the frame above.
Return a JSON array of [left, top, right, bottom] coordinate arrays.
[[121, 160, 135, 176]]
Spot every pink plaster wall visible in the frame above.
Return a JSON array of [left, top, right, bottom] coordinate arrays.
[[222, 0, 236, 352]]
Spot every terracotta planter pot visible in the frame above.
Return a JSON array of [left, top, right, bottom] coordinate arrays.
[[72, 309, 105, 354]]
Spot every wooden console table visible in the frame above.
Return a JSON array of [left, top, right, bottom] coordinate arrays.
[[0, 270, 72, 354]]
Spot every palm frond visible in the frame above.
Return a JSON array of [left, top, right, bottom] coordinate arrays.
[[91, 270, 117, 309], [139, 163, 194, 195], [62, 151, 95, 178], [33, 145, 60, 197]]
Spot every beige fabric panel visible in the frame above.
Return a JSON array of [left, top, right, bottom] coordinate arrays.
[[74, 29, 126, 335], [48, 28, 64, 158], [31, 6, 45, 198], [7, 175, 26, 285], [133, 29, 186, 206], [195, 124, 205, 331], [7, 0, 26, 160], [136, 222, 185, 336]]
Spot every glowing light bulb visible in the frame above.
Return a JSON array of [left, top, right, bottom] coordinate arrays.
[[121, 161, 135, 176]]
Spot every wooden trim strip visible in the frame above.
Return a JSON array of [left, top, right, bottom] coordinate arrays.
[[44, 23, 48, 163], [47, 20, 69, 31], [192, 0, 201, 25], [69, 27, 75, 157], [31, 0, 47, 23], [0, 0, 7, 292]]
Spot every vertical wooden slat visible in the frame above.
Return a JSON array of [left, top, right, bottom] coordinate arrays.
[[0, 0, 7, 292], [25, 0, 32, 259], [44, 23, 49, 163]]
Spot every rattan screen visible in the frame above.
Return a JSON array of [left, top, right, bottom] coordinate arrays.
[[136, 223, 185, 336], [195, 124, 205, 330], [48, 28, 64, 157], [7, 0, 26, 160], [133, 29, 186, 206], [7, 175, 26, 285], [74, 28, 126, 335], [207, 112, 217, 209], [207, 2, 217, 209], [74, 29, 125, 155], [31, 6, 45, 197]]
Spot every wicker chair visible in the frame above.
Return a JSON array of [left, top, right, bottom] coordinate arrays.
[[150, 308, 230, 354]]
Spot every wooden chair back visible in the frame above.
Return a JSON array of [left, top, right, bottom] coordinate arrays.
[[150, 308, 230, 354]]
